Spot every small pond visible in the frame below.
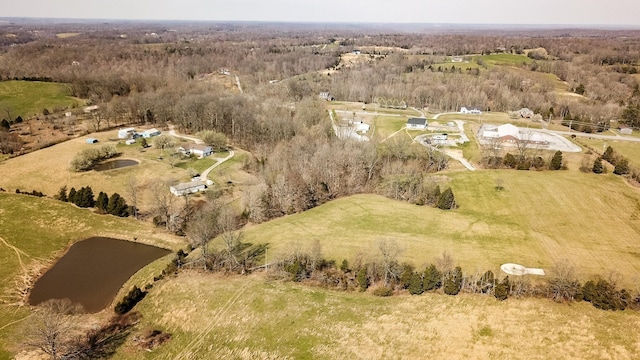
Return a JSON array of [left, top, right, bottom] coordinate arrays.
[[28, 237, 171, 313], [94, 159, 139, 171]]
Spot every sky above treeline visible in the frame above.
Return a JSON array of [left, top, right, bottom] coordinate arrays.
[[2, 0, 640, 26]]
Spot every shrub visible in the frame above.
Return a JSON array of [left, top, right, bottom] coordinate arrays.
[[494, 283, 508, 300], [550, 151, 563, 170], [423, 264, 442, 291], [592, 158, 604, 174], [373, 286, 393, 297], [408, 272, 424, 295], [114, 286, 147, 314], [356, 268, 369, 291], [443, 266, 463, 295], [503, 153, 517, 168], [613, 158, 630, 175], [436, 188, 456, 210]]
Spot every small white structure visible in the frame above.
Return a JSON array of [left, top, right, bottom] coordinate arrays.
[[460, 106, 482, 114], [451, 56, 463, 62], [179, 143, 213, 158], [517, 108, 534, 118], [83, 105, 99, 113], [355, 122, 370, 133], [619, 125, 633, 135], [118, 127, 136, 139], [65, 111, 72, 117], [406, 118, 428, 130], [353, 49, 361, 55], [433, 134, 448, 140], [500, 263, 545, 276], [319, 92, 335, 101], [170, 180, 209, 196], [140, 128, 161, 138], [125, 139, 136, 145]]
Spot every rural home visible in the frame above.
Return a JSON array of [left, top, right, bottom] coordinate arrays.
[[406, 118, 428, 130], [179, 143, 213, 158], [319, 92, 335, 101], [118, 127, 136, 139], [619, 125, 633, 135], [460, 106, 482, 114], [170, 180, 211, 196], [140, 128, 161, 138]]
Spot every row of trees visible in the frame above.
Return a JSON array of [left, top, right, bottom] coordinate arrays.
[[55, 185, 132, 217], [69, 144, 120, 172]]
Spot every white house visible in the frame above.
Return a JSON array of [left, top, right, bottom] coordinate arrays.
[[460, 106, 482, 114], [406, 118, 428, 130], [179, 143, 213, 158], [170, 180, 209, 196], [140, 128, 161, 138], [118, 127, 136, 139]]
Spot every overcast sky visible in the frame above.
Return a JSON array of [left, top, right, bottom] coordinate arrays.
[[2, 0, 639, 26]]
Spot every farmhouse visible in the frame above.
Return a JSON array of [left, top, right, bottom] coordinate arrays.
[[619, 125, 633, 135], [406, 118, 428, 130], [460, 106, 482, 114], [140, 128, 161, 138], [118, 127, 136, 139], [170, 180, 209, 196], [179, 143, 213, 158]]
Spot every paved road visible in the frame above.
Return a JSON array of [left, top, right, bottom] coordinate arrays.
[[168, 124, 204, 144]]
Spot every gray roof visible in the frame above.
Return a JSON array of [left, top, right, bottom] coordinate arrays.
[[407, 118, 427, 126]]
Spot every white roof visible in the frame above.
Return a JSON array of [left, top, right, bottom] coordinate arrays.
[[497, 124, 519, 138]]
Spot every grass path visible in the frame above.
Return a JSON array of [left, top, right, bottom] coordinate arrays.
[[0, 236, 30, 273]]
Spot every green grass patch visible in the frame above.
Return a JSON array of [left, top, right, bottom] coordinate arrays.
[[372, 115, 407, 139], [474, 53, 532, 66], [578, 138, 640, 168], [0, 80, 84, 119], [176, 157, 216, 174]]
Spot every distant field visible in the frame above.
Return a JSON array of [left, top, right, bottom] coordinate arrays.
[[56, 32, 81, 38], [240, 170, 640, 286], [579, 137, 640, 168], [0, 193, 182, 358], [112, 272, 640, 359], [474, 53, 532, 66], [0, 80, 83, 119]]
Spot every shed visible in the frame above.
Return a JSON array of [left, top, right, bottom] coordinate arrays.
[[170, 180, 209, 196], [407, 118, 428, 130], [140, 128, 161, 138], [619, 125, 633, 135], [118, 127, 136, 139], [85, 138, 98, 144]]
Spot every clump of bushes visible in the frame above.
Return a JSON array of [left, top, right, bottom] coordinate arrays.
[[15, 188, 45, 197], [114, 286, 146, 315], [70, 144, 120, 171]]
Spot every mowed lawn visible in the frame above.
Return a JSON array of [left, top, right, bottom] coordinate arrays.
[[0, 193, 182, 358], [0, 80, 83, 119], [240, 170, 640, 285], [113, 272, 640, 360]]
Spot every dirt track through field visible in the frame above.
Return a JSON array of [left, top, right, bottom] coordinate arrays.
[[0, 235, 30, 272], [172, 282, 249, 360]]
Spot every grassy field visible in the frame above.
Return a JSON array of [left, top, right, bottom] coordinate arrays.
[[578, 137, 640, 168], [55, 33, 81, 38], [108, 272, 640, 359], [0, 80, 83, 119], [474, 53, 532, 66], [239, 170, 640, 285], [0, 193, 183, 358]]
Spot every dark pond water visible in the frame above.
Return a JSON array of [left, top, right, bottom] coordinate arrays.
[[28, 237, 170, 313], [94, 159, 139, 171]]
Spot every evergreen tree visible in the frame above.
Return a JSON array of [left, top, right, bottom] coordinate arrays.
[[96, 191, 109, 212], [55, 185, 68, 202], [592, 158, 604, 174], [339, 259, 350, 273], [0, 119, 9, 131], [503, 153, 517, 168], [68, 187, 77, 204], [443, 266, 463, 295], [356, 268, 369, 291], [494, 282, 508, 300], [107, 192, 129, 217], [437, 188, 456, 210], [423, 264, 442, 291], [550, 151, 563, 170], [602, 146, 615, 164], [400, 263, 414, 289], [76, 186, 95, 208], [613, 158, 630, 175], [408, 272, 424, 295]]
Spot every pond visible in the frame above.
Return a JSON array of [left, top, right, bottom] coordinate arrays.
[[28, 237, 171, 313], [94, 159, 139, 171]]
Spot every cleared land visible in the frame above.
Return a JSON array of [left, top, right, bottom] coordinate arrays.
[[240, 170, 640, 285], [112, 272, 640, 359], [0, 193, 182, 358], [0, 80, 83, 119]]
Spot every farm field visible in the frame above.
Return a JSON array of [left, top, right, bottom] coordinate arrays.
[[0, 193, 182, 358], [109, 272, 640, 359], [239, 170, 640, 286], [0, 80, 83, 119]]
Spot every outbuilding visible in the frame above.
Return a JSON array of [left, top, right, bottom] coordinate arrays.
[[85, 138, 98, 144], [407, 118, 428, 130], [118, 127, 136, 139], [178, 143, 213, 158], [140, 128, 161, 138], [170, 180, 211, 196]]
